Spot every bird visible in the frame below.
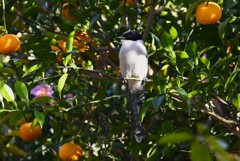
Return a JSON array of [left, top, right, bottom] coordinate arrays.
[[118, 30, 148, 143]]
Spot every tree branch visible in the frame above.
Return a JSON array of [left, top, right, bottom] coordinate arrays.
[[200, 102, 240, 137]]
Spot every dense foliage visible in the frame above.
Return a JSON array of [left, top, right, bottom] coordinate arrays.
[[0, 0, 239, 160]]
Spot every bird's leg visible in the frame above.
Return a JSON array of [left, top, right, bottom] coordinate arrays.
[[141, 77, 148, 85], [120, 76, 128, 84]]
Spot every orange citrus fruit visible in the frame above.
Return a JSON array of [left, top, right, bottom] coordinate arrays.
[[121, 0, 146, 6], [123, 0, 135, 6], [0, 34, 21, 54], [59, 143, 83, 161], [51, 40, 67, 62], [62, 3, 76, 22], [195, 2, 222, 25], [19, 122, 42, 142], [57, 40, 67, 52], [74, 31, 91, 52]]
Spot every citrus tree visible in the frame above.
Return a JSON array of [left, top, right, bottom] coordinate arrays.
[[0, 0, 239, 160]]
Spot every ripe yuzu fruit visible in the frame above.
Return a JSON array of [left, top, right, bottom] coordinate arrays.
[[0, 34, 21, 54], [19, 122, 42, 142], [59, 143, 83, 161], [195, 2, 222, 25]]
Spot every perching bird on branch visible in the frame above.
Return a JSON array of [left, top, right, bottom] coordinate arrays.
[[118, 30, 148, 143]]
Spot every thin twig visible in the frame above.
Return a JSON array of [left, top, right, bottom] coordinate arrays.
[[2, 0, 7, 34], [200, 102, 240, 137]]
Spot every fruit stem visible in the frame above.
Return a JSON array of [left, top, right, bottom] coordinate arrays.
[[206, 0, 209, 6], [1, 0, 7, 34]]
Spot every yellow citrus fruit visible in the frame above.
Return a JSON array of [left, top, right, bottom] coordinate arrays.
[[19, 122, 42, 142], [62, 3, 76, 22], [59, 143, 83, 161], [0, 34, 21, 54], [195, 2, 222, 25]]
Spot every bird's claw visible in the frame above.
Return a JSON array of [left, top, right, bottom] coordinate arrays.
[[121, 77, 127, 84], [141, 77, 148, 85]]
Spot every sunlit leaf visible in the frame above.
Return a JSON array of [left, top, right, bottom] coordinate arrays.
[[34, 110, 45, 128], [14, 81, 29, 107], [66, 30, 75, 53], [232, 93, 240, 109], [140, 97, 153, 122], [176, 51, 189, 59], [198, 46, 216, 56], [0, 93, 4, 108], [58, 73, 68, 98], [224, 71, 237, 90], [169, 26, 178, 40], [200, 57, 210, 69], [0, 81, 15, 102], [23, 64, 42, 77], [161, 31, 174, 52]]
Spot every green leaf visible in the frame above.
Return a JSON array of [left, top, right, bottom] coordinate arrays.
[[218, 18, 229, 39], [172, 87, 191, 112], [185, 42, 198, 65], [224, 71, 238, 90], [51, 118, 63, 142], [0, 93, 4, 108], [176, 51, 189, 59], [161, 120, 174, 134], [169, 26, 178, 40], [152, 95, 165, 109], [200, 57, 210, 69], [14, 81, 29, 106], [207, 136, 231, 161], [66, 30, 75, 53], [34, 110, 45, 128], [23, 64, 42, 77], [198, 46, 216, 56], [30, 96, 55, 105], [190, 141, 213, 161], [232, 93, 240, 109], [161, 32, 174, 52], [5, 144, 28, 157], [9, 112, 25, 126], [0, 81, 15, 102], [58, 73, 68, 98], [140, 97, 153, 122], [188, 90, 203, 98], [90, 13, 101, 29], [186, 2, 198, 21], [158, 132, 193, 144]]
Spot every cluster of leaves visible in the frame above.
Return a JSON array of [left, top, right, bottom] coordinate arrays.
[[0, 0, 239, 160]]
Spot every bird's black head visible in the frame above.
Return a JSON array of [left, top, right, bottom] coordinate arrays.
[[120, 30, 143, 41]]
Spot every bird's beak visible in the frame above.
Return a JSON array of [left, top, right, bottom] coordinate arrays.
[[116, 36, 125, 40]]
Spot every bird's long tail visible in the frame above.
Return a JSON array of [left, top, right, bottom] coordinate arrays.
[[129, 92, 145, 143]]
